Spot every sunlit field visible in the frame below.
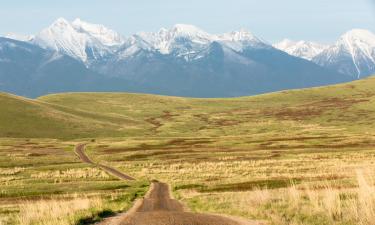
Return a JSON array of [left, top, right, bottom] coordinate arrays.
[[84, 134, 375, 225], [1, 76, 375, 224], [0, 138, 148, 225]]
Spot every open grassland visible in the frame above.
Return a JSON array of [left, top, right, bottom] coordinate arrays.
[[0, 138, 148, 225], [1, 76, 375, 224], [83, 134, 375, 225], [0, 76, 374, 139]]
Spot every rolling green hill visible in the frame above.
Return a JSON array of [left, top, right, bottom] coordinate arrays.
[[0, 92, 145, 138], [1, 77, 375, 225], [1, 76, 375, 139]]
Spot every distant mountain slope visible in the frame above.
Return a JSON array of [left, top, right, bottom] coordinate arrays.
[[0, 37, 119, 98], [99, 41, 350, 97]]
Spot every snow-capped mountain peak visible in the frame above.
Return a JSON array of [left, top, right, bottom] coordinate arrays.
[[159, 24, 213, 44], [336, 29, 375, 64], [313, 29, 375, 78], [136, 24, 213, 55], [218, 29, 259, 42], [171, 24, 209, 37], [274, 39, 328, 60], [274, 39, 295, 50], [340, 29, 375, 45], [72, 18, 125, 46], [125, 25, 270, 58], [33, 18, 89, 62], [216, 29, 266, 52], [32, 19, 272, 61], [53, 17, 70, 26], [32, 18, 125, 63]]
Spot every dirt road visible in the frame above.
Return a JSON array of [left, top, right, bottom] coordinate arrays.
[[98, 181, 262, 225], [75, 144, 135, 180], [75, 144, 262, 225]]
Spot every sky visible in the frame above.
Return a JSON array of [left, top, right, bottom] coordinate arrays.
[[0, 0, 374, 44]]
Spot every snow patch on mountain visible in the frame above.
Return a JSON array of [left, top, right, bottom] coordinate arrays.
[[72, 18, 125, 46], [127, 25, 268, 60], [137, 24, 213, 55], [31, 19, 272, 63], [217, 29, 267, 51], [32, 18, 125, 62], [4, 33, 34, 42], [33, 18, 90, 62], [274, 39, 328, 60], [339, 29, 375, 65], [117, 35, 154, 58], [313, 29, 375, 78]]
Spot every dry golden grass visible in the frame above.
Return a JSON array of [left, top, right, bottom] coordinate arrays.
[[180, 169, 375, 225], [115, 148, 375, 187], [2, 77, 375, 224], [17, 196, 102, 225], [30, 168, 110, 179], [0, 167, 25, 175], [73, 135, 372, 225], [0, 139, 149, 225]]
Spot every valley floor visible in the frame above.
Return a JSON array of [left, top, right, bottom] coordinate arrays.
[[1, 133, 375, 225]]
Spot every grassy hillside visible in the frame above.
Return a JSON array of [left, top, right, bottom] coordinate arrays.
[[35, 75, 375, 138], [1, 76, 375, 225], [1, 76, 375, 139], [0, 93, 146, 138]]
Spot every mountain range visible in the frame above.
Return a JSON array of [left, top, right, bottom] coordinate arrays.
[[274, 29, 375, 78], [1, 18, 374, 98]]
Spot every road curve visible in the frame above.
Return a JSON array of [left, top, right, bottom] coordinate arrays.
[[98, 181, 262, 225], [75, 143, 135, 180]]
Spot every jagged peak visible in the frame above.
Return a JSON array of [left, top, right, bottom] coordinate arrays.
[[274, 39, 328, 60], [72, 18, 107, 31], [50, 17, 71, 28], [217, 28, 261, 43], [167, 24, 212, 40], [71, 18, 125, 46], [158, 27, 168, 34], [173, 24, 202, 31]]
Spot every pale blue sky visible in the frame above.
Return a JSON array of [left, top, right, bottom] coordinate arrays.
[[0, 0, 374, 43]]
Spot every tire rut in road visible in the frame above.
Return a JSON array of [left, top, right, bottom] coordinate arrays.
[[75, 144, 263, 225], [99, 181, 261, 225], [75, 143, 135, 181]]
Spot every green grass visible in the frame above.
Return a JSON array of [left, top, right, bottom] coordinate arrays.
[[0, 76, 373, 139], [0, 138, 149, 225], [1, 76, 375, 224], [0, 138, 149, 198]]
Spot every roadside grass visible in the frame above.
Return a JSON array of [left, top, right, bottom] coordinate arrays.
[[182, 170, 375, 225], [17, 197, 103, 225], [84, 134, 375, 225], [2, 134, 375, 224], [16, 186, 147, 225], [0, 138, 149, 225]]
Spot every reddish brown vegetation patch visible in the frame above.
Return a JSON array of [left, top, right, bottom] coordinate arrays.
[[263, 98, 369, 120]]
